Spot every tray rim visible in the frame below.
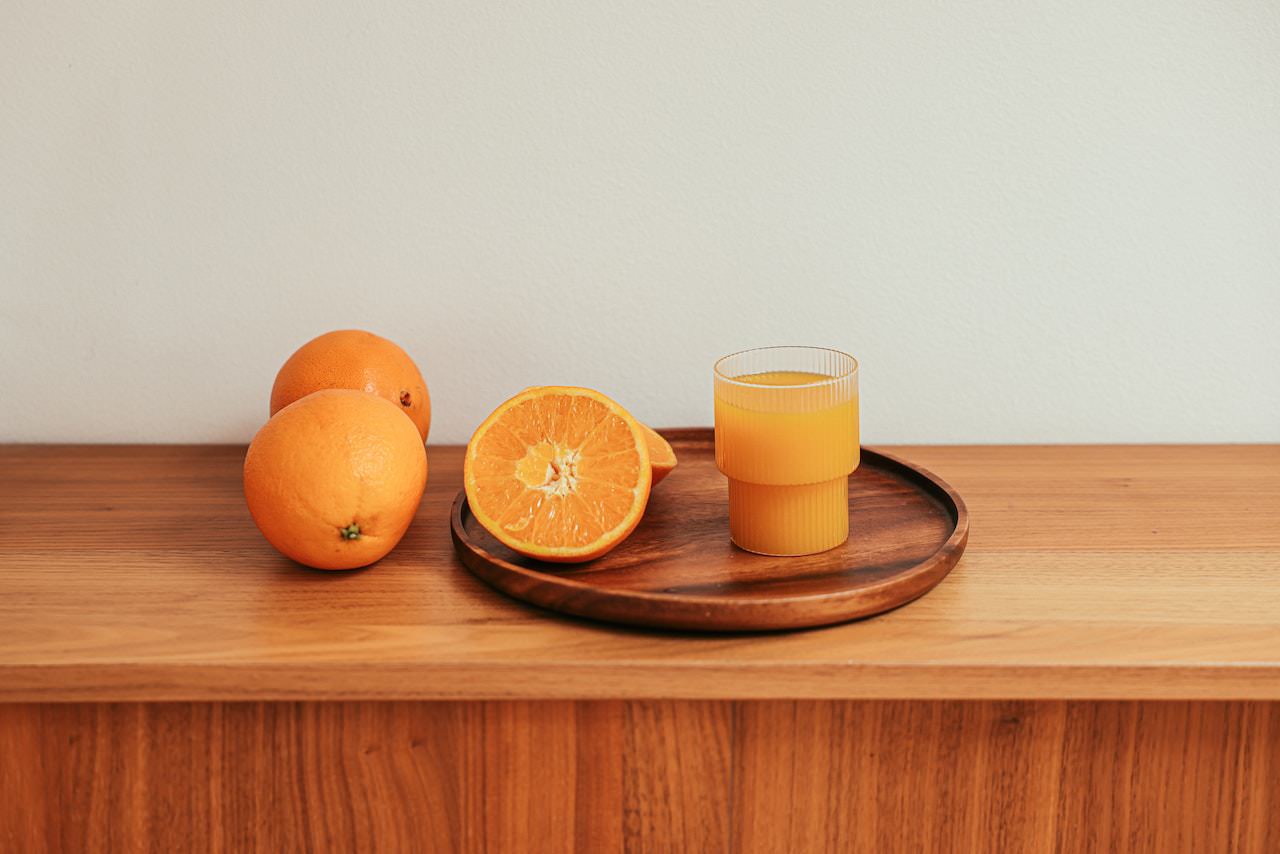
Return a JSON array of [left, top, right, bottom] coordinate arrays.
[[450, 428, 969, 630]]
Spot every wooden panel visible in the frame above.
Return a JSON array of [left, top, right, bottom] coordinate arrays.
[[1, 444, 1279, 701], [733, 701, 1068, 851], [1, 700, 1276, 853], [473, 701, 578, 851], [732, 700, 1280, 854], [623, 702, 733, 852], [574, 702, 625, 853], [0, 702, 616, 853], [1050, 701, 1280, 852]]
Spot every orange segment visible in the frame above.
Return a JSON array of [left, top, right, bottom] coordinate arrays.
[[464, 387, 652, 562], [641, 424, 677, 485]]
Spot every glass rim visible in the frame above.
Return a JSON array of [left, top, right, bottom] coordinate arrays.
[[713, 345, 859, 389]]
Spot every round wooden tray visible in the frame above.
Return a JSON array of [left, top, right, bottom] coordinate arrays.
[[450, 428, 968, 632]]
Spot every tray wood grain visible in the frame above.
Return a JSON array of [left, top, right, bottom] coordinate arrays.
[[452, 428, 968, 631]]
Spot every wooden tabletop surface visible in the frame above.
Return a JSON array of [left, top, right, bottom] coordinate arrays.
[[1, 441, 1277, 702]]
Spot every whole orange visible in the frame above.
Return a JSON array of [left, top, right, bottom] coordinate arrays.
[[244, 389, 428, 570], [270, 329, 431, 441]]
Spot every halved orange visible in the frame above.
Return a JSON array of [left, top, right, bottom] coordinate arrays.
[[464, 387, 652, 562], [640, 424, 677, 485]]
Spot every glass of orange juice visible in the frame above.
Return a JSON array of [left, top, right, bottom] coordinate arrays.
[[714, 346, 859, 555]]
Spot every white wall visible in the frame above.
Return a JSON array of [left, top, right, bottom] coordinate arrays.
[[3, 0, 1278, 445]]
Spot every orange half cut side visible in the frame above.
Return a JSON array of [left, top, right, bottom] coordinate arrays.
[[464, 387, 652, 562]]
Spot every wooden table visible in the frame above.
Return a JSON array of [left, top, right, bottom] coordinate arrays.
[[1, 443, 1277, 852]]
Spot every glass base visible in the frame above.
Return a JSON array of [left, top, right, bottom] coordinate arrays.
[[727, 476, 849, 556]]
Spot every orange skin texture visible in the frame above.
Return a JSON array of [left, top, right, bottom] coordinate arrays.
[[641, 424, 677, 485], [270, 329, 431, 442], [244, 389, 428, 570]]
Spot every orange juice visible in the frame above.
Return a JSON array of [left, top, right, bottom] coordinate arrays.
[[714, 354, 859, 555]]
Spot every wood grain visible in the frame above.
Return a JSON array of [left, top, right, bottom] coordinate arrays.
[[453, 433, 967, 631], [623, 701, 733, 852], [1, 699, 1275, 853], [1, 442, 1278, 700]]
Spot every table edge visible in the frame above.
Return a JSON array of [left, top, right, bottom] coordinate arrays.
[[2, 661, 1277, 703]]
